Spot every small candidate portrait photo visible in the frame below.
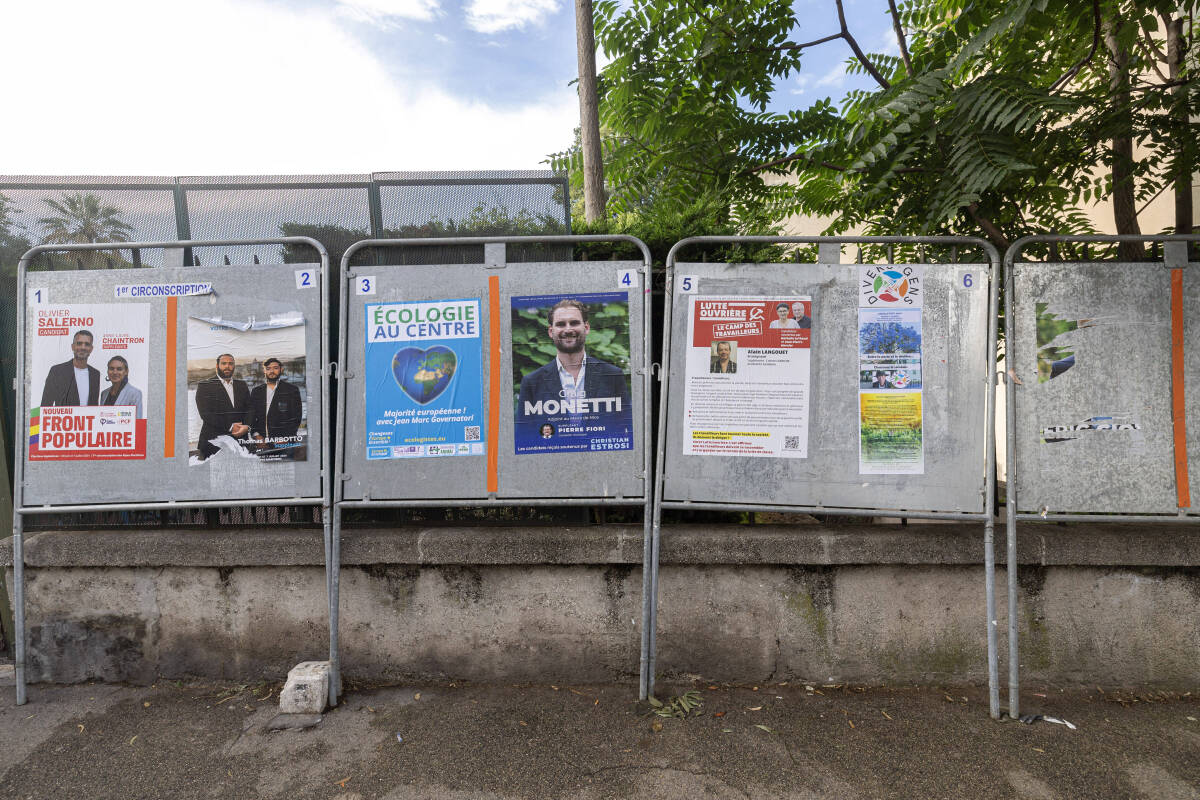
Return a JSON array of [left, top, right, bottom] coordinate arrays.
[[99, 355, 144, 418], [187, 313, 308, 465], [510, 292, 634, 454], [769, 301, 800, 329], [39, 328, 101, 407], [710, 340, 737, 374], [789, 300, 811, 329], [247, 357, 303, 446]]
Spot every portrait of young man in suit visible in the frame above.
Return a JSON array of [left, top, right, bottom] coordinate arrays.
[[247, 357, 303, 442], [39, 329, 100, 407], [516, 298, 630, 415], [193, 353, 250, 460]]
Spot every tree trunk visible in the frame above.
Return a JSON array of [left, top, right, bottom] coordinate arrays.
[[1167, 15, 1193, 236], [575, 0, 606, 223], [1104, 18, 1144, 260]]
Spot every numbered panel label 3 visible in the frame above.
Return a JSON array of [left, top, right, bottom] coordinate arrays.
[[356, 276, 376, 295], [294, 268, 317, 290]]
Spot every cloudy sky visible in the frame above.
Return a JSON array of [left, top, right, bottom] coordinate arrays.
[[0, 0, 892, 175]]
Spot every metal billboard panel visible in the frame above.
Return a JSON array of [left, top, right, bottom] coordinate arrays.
[[340, 260, 647, 502], [1011, 263, 1177, 514], [660, 261, 990, 514], [21, 264, 325, 506]]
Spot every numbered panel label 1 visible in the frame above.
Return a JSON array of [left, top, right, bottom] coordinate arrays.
[[355, 276, 377, 296], [28, 287, 47, 305]]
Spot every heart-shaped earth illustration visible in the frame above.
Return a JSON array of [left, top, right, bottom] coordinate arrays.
[[392, 346, 457, 404]]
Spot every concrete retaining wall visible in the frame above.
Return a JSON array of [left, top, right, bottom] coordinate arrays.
[[4, 524, 1199, 687]]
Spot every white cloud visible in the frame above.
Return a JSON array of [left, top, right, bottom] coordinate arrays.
[[815, 62, 848, 90], [465, 0, 560, 34], [335, 0, 440, 26], [0, 0, 578, 173], [871, 25, 901, 57]]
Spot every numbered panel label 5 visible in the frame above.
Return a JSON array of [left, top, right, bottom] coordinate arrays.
[[356, 276, 377, 295], [677, 275, 698, 294]]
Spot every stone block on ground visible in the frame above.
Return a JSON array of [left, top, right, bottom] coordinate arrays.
[[279, 661, 330, 714]]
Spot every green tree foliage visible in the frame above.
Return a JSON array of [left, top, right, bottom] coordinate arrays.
[[37, 191, 135, 269], [565, 0, 1197, 254], [0, 192, 33, 277], [279, 204, 568, 265]]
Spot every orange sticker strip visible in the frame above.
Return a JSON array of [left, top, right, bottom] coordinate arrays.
[[487, 275, 501, 493], [164, 296, 177, 458], [1170, 269, 1190, 508]]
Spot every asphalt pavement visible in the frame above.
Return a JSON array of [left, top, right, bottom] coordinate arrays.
[[0, 675, 1197, 799]]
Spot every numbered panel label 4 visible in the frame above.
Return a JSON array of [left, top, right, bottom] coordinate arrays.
[[356, 276, 377, 296], [294, 268, 317, 290], [618, 269, 639, 289]]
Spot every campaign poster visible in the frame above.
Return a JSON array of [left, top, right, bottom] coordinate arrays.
[[186, 312, 308, 464], [859, 392, 924, 473], [29, 303, 150, 461], [364, 299, 484, 460], [511, 292, 633, 454], [681, 296, 812, 458], [858, 265, 924, 474]]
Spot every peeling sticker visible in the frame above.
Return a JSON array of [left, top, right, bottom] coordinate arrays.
[[1035, 302, 1095, 382], [1041, 414, 1142, 443]]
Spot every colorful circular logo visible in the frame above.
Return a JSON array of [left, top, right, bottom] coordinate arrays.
[[872, 269, 910, 302]]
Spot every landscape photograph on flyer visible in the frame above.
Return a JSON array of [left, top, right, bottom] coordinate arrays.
[[510, 292, 633, 454], [859, 392, 924, 474], [363, 298, 485, 461], [186, 312, 308, 464], [28, 303, 151, 461]]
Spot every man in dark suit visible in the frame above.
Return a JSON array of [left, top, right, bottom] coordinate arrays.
[[247, 357, 303, 442], [40, 329, 100, 407], [194, 353, 250, 460], [517, 299, 630, 417], [790, 301, 812, 329]]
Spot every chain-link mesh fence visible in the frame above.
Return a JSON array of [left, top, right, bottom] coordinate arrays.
[[0, 171, 570, 529]]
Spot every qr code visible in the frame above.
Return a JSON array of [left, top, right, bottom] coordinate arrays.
[[464, 426, 481, 442], [783, 436, 800, 450]]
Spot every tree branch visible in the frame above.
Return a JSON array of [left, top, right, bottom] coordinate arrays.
[[750, 151, 847, 173], [836, 0, 890, 89], [748, 150, 931, 176], [779, 32, 845, 51], [886, 0, 914, 76], [966, 202, 1010, 250], [1049, 0, 1101, 92], [1129, 77, 1189, 93], [1138, 30, 1171, 82]]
